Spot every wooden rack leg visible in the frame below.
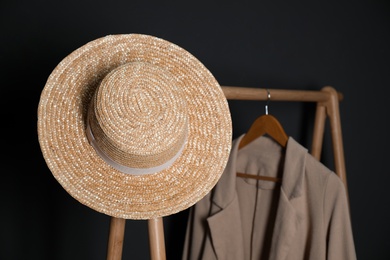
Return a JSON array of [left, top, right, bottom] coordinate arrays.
[[107, 217, 126, 260], [311, 102, 327, 160], [322, 86, 348, 190], [148, 218, 166, 260], [106, 217, 166, 260]]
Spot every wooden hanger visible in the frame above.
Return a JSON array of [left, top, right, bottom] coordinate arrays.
[[238, 114, 288, 149], [237, 89, 288, 183]]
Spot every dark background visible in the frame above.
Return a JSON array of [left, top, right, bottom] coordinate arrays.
[[1, 0, 389, 259]]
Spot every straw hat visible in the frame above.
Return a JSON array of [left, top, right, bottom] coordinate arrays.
[[37, 34, 232, 219]]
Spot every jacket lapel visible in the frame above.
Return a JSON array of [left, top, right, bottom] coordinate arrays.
[[207, 195, 245, 259], [207, 136, 245, 259], [207, 136, 307, 260], [269, 137, 306, 260]]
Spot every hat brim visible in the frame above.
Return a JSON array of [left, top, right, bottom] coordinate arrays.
[[37, 34, 232, 219]]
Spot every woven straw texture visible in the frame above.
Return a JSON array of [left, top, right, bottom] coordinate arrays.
[[37, 34, 232, 219]]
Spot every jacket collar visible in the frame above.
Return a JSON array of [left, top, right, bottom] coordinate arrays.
[[212, 135, 306, 207]]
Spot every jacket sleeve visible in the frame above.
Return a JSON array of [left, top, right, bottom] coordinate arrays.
[[323, 173, 357, 260]]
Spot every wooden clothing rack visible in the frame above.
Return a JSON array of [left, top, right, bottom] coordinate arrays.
[[106, 85, 348, 260]]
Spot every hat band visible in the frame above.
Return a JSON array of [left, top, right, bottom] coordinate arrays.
[[86, 123, 187, 175]]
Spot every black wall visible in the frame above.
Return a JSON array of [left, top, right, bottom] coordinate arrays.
[[2, 1, 389, 259]]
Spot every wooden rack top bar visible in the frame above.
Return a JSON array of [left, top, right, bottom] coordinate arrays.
[[221, 86, 343, 102]]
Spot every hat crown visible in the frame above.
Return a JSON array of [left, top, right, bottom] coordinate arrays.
[[88, 62, 188, 172]]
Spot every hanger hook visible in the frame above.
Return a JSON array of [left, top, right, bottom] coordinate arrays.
[[265, 88, 271, 115]]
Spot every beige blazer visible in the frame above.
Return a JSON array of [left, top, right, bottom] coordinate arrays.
[[182, 135, 356, 260]]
